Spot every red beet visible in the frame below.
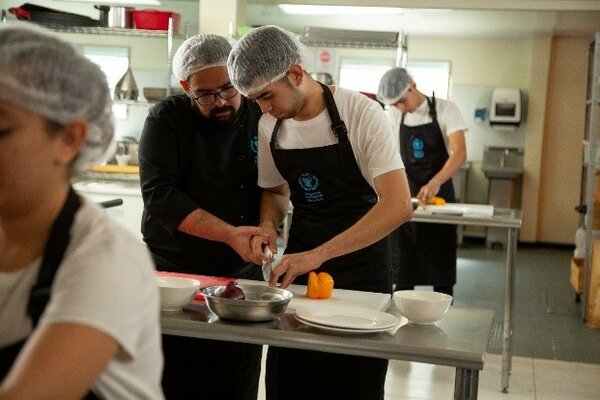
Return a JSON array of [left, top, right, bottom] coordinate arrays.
[[218, 281, 245, 300]]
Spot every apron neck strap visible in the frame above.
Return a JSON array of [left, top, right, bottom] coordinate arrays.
[[271, 82, 349, 145], [318, 82, 348, 139], [426, 93, 437, 119], [28, 187, 81, 326]]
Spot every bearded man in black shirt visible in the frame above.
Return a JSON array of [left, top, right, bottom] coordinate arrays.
[[139, 34, 277, 400]]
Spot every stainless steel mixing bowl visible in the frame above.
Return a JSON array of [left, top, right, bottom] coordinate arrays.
[[201, 284, 293, 322]]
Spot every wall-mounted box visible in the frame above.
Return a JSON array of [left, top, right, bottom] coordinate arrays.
[[490, 88, 522, 127]]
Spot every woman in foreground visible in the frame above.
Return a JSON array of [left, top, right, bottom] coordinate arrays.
[[0, 23, 164, 400]]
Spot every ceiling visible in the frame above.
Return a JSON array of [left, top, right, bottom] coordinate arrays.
[[245, 1, 600, 38]]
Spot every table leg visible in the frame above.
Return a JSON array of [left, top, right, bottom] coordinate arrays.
[[501, 227, 517, 392], [454, 368, 479, 400]]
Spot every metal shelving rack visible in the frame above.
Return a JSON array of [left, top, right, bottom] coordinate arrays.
[[51, 19, 181, 99], [581, 32, 600, 322], [50, 26, 173, 37]]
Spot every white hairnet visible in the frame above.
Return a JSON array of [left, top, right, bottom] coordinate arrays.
[[0, 22, 114, 173], [172, 34, 232, 81], [228, 25, 308, 97], [377, 67, 413, 105]]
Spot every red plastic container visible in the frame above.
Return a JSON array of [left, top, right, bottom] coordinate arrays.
[[132, 9, 180, 32]]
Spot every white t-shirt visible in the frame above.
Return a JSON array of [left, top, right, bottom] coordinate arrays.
[[385, 96, 468, 154], [0, 198, 164, 400], [257, 86, 404, 190]]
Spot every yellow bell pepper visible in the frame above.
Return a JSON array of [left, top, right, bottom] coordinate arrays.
[[428, 196, 446, 205], [307, 271, 335, 299]]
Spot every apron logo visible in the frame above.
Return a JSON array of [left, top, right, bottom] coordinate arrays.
[[250, 136, 258, 164], [250, 136, 258, 154], [298, 173, 324, 203], [411, 137, 425, 159]]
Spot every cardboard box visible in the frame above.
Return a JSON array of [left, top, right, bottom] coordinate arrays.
[[587, 242, 600, 327], [570, 257, 584, 294]]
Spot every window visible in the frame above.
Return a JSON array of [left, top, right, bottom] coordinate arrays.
[[338, 58, 451, 99], [406, 60, 451, 99], [81, 45, 130, 119], [338, 57, 395, 94], [81, 45, 130, 94]]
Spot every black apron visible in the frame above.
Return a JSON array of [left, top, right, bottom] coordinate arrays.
[[0, 188, 100, 399], [396, 95, 457, 288], [271, 84, 391, 293], [265, 83, 389, 400]]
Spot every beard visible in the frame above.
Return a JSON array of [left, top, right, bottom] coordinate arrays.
[[193, 99, 237, 130]]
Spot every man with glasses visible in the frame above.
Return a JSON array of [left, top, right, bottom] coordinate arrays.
[[377, 67, 467, 297], [139, 34, 266, 400]]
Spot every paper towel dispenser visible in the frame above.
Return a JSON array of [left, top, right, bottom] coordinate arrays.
[[490, 88, 521, 127]]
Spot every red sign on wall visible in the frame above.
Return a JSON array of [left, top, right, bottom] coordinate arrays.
[[316, 49, 335, 74]]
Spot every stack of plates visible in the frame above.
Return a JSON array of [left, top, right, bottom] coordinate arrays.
[[294, 304, 399, 334]]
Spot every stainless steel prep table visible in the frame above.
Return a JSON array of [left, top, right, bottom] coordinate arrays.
[[412, 207, 522, 392], [162, 305, 494, 400]]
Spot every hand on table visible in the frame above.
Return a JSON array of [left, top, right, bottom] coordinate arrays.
[[269, 250, 323, 288], [417, 179, 441, 204]]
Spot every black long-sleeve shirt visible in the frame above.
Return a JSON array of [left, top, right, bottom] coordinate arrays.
[[139, 94, 262, 276]]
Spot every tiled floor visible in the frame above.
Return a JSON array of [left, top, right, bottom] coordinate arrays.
[[455, 240, 600, 364], [258, 240, 600, 399], [257, 351, 600, 399], [384, 353, 600, 399]]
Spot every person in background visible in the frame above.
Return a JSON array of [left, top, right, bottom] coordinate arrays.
[[377, 67, 467, 297], [227, 25, 413, 400], [0, 23, 164, 400], [138, 34, 265, 399]]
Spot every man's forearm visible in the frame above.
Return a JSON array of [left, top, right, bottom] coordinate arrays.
[[178, 209, 234, 243], [315, 191, 412, 264], [259, 185, 290, 231]]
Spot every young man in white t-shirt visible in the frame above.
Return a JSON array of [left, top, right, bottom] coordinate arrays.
[[378, 67, 467, 297], [228, 25, 413, 400]]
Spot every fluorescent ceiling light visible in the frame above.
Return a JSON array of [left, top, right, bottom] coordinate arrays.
[[278, 5, 404, 16]]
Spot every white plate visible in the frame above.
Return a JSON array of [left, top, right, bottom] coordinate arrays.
[[294, 314, 397, 334], [418, 204, 494, 217], [421, 205, 463, 215], [295, 305, 398, 330]]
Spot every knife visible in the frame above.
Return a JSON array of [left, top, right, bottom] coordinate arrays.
[[262, 247, 274, 281]]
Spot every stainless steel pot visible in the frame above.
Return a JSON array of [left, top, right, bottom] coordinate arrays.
[[95, 5, 133, 28]]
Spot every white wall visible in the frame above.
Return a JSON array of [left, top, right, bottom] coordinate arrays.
[[451, 85, 526, 161]]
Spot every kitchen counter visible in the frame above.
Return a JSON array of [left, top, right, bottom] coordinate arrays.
[[73, 179, 141, 196], [73, 179, 143, 240], [412, 206, 522, 393], [162, 300, 494, 400]]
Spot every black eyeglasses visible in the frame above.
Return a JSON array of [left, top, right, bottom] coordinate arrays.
[[190, 85, 238, 105]]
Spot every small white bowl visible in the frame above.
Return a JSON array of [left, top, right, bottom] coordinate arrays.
[[393, 290, 453, 324], [157, 276, 200, 311]]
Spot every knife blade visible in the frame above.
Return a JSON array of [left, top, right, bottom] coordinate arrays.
[[262, 247, 274, 281]]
